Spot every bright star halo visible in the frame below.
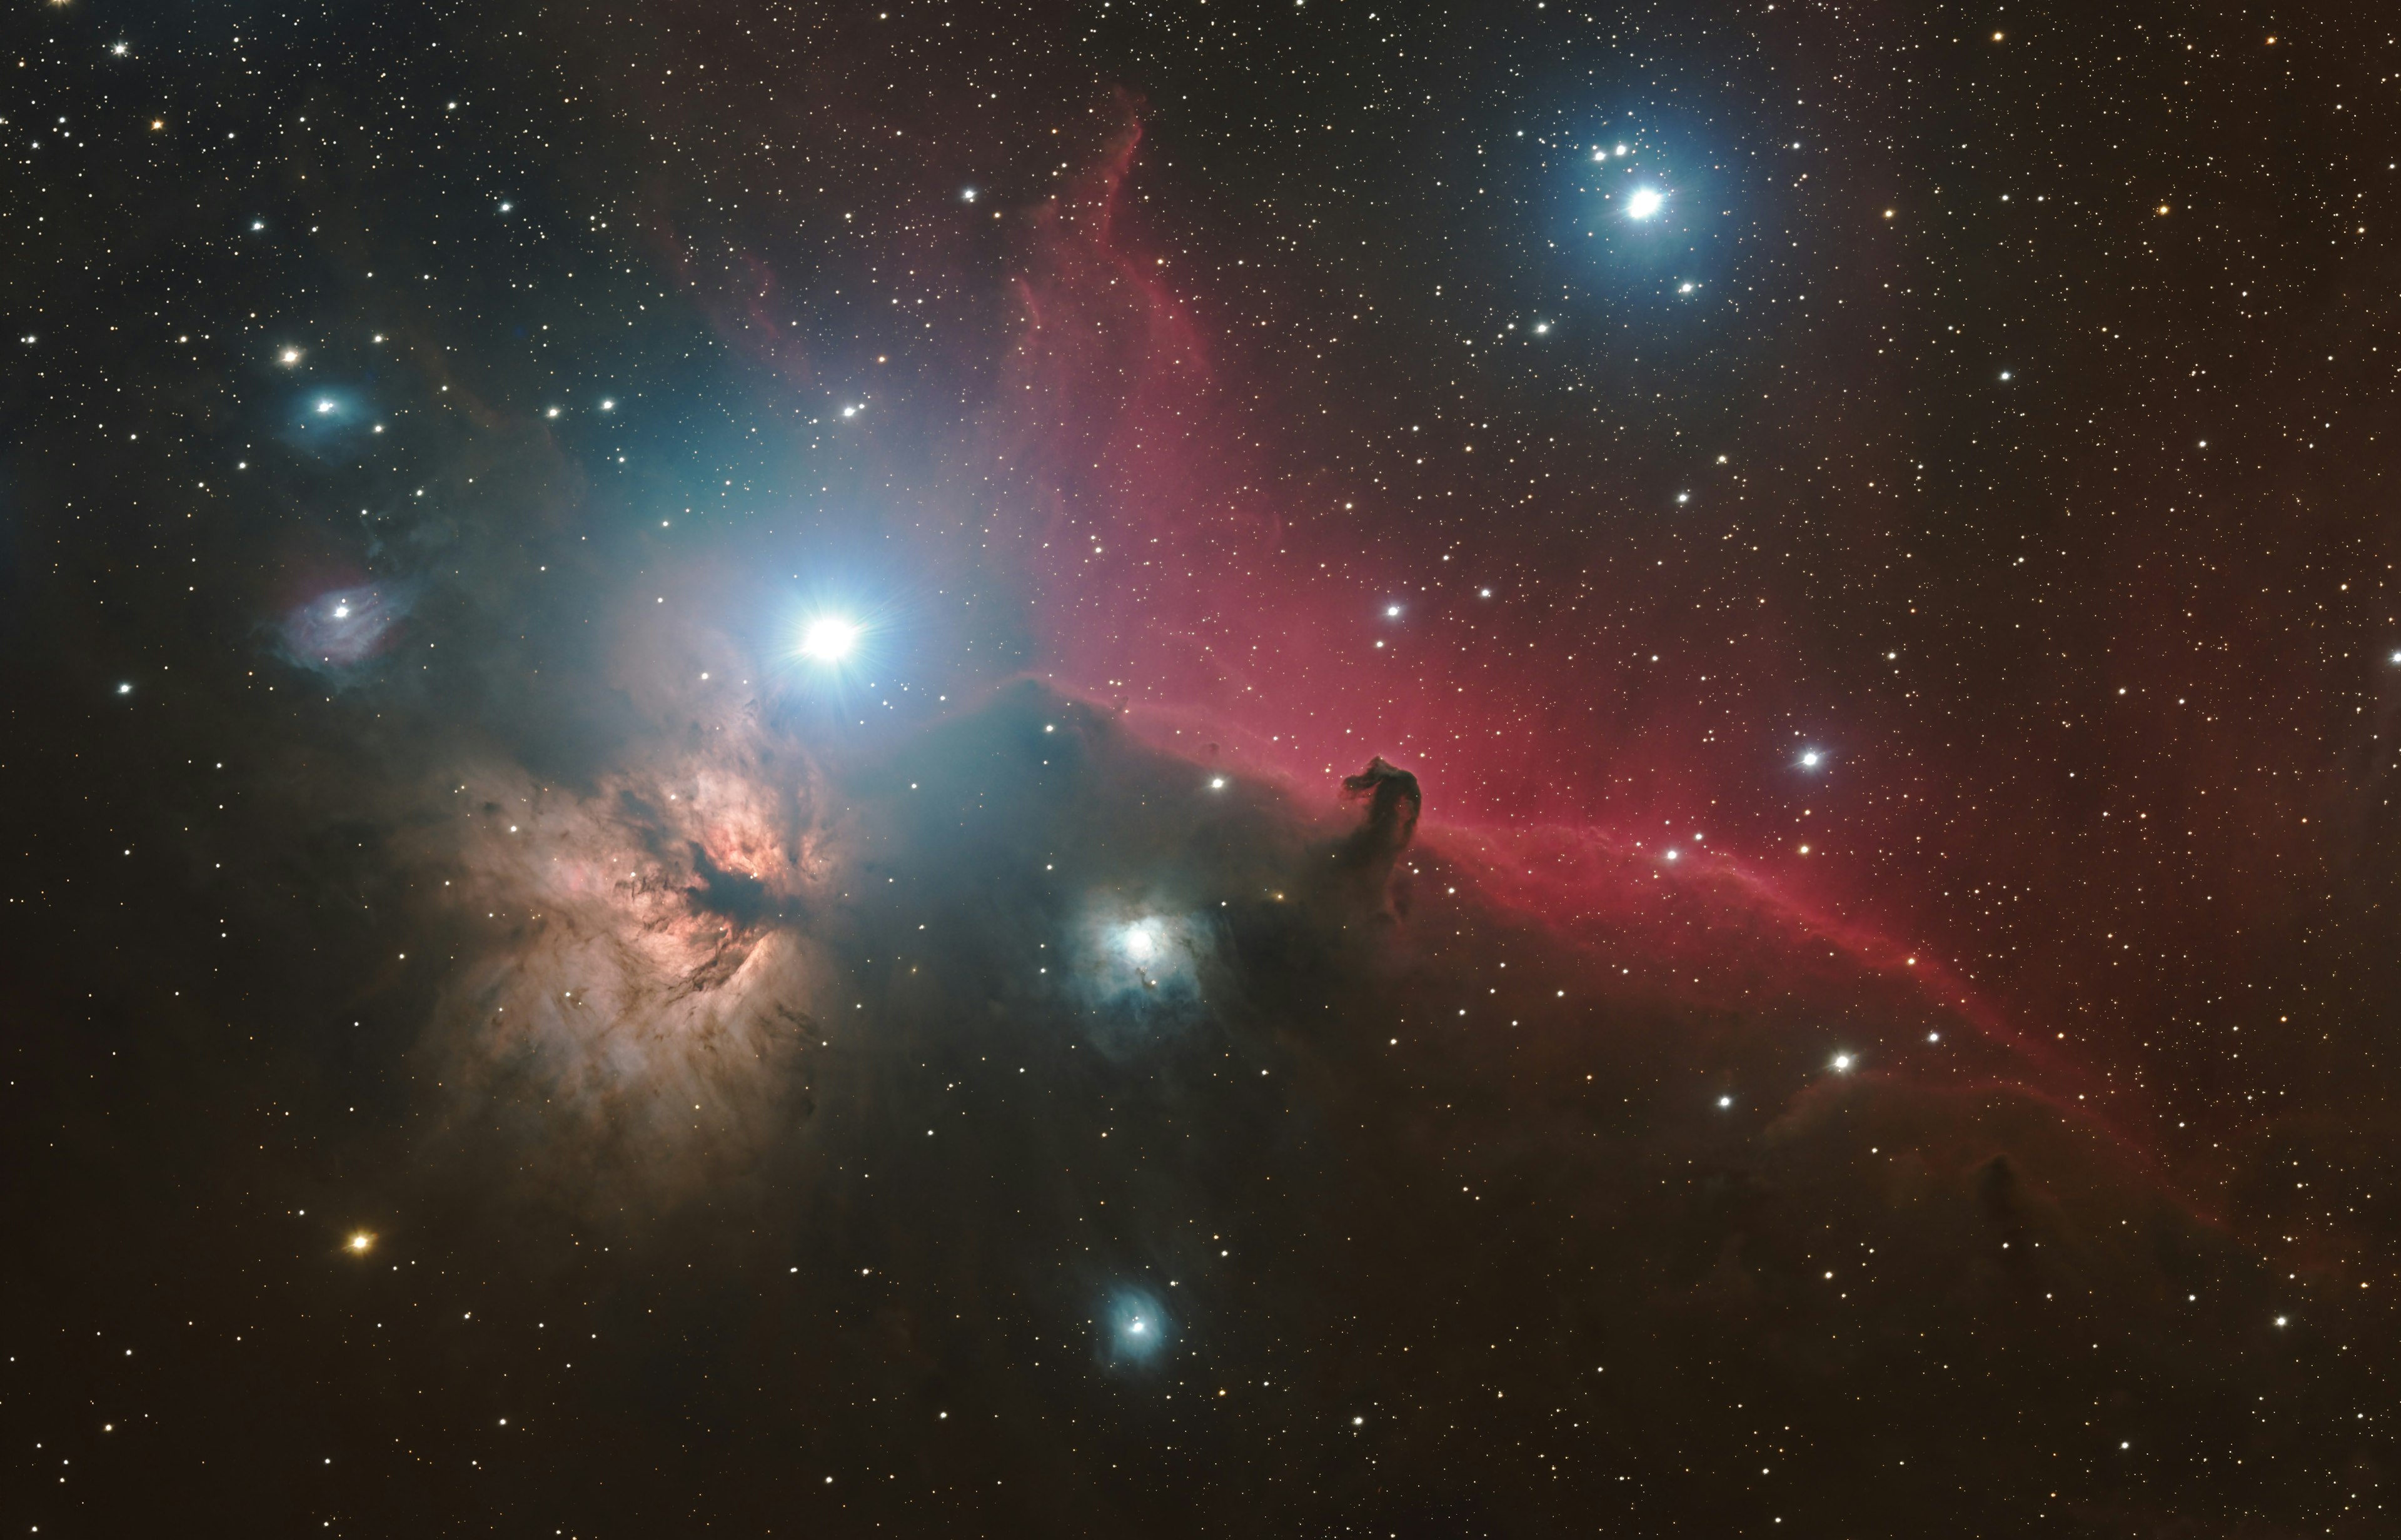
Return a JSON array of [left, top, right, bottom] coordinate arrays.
[[766, 580, 911, 702], [1101, 1287, 1172, 1366], [799, 616, 862, 662], [1626, 187, 1665, 219]]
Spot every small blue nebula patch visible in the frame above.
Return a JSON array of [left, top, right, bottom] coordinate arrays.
[[1100, 1287, 1173, 1367], [1067, 897, 1216, 1053], [278, 388, 380, 460], [281, 584, 411, 673]]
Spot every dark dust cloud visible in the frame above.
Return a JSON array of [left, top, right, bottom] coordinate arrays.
[[5, 0, 2400, 1534]]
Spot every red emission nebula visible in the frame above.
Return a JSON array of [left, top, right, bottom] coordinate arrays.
[[603, 0, 2391, 1284], [971, 119, 2105, 1141]]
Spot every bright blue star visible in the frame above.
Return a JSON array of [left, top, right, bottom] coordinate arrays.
[[800, 617, 861, 662], [1101, 1287, 1172, 1366]]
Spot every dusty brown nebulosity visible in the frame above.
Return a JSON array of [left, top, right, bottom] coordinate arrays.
[[413, 715, 846, 1198]]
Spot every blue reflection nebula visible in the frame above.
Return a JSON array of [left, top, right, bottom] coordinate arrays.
[[1100, 1287, 1172, 1367], [281, 585, 411, 673], [1551, 113, 1727, 304], [1066, 898, 1216, 1055], [278, 387, 380, 460]]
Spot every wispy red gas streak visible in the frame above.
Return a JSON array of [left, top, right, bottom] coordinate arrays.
[[969, 114, 2264, 1211]]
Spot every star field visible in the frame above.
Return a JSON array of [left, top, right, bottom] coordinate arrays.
[[5, 0, 2401, 1534]]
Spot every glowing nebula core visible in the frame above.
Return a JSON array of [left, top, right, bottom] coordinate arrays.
[[1101, 1287, 1173, 1366], [1066, 900, 1215, 1050], [281, 585, 410, 671]]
